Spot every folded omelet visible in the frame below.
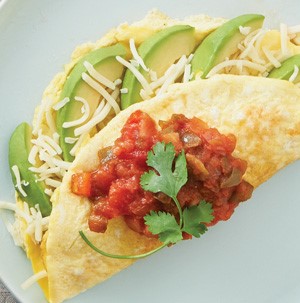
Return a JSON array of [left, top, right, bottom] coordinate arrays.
[[6, 9, 300, 303], [18, 10, 225, 302], [46, 75, 300, 303]]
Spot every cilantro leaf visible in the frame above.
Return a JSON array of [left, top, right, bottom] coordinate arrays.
[[182, 201, 214, 238], [140, 142, 188, 199], [144, 211, 183, 244]]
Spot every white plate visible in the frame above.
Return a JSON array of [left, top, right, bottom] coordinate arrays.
[[0, 0, 299, 302]]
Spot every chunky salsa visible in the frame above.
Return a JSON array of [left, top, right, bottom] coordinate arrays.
[[71, 110, 253, 238]]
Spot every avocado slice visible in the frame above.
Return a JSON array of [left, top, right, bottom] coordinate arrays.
[[9, 123, 52, 217], [121, 25, 196, 109], [56, 43, 128, 161], [268, 54, 300, 83], [191, 14, 265, 79]]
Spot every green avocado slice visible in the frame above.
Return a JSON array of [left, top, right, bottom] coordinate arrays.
[[9, 123, 52, 217], [121, 25, 196, 109], [191, 14, 265, 79], [268, 54, 300, 83], [56, 43, 128, 161]]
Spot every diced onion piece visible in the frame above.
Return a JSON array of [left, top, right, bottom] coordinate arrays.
[[116, 56, 153, 96], [289, 65, 299, 82], [11, 165, 27, 197], [129, 38, 149, 72], [62, 96, 90, 128], [82, 73, 120, 114], [21, 270, 48, 290], [83, 61, 116, 90]]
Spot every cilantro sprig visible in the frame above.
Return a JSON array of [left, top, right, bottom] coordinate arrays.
[[140, 142, 187, 228], [80, 142, 214, 258]]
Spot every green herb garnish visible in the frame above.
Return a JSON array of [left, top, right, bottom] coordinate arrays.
[[80, 142, 214, 258]]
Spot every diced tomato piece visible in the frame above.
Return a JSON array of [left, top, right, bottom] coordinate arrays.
[[71, 172, 92, 197]]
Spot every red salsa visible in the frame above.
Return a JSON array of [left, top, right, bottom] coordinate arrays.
[[71, 110, 253, 238]]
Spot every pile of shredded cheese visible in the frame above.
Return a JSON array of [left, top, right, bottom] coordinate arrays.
[[0, 201, 49, 245], [206, 23, 300, 79]]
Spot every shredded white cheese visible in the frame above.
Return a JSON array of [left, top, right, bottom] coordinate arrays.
[[289, 65, 299, 82], [32, 98, 54, 136], [52, 97, 70, 111], [149, 70, 158, 81], [21, 270, 48, 290], [11, 165, 27, 197], [45, 178, 62, 188], [140, 88, 151, 100], [240, 29, 267, 59], [39, 131, 62, 155], [262, 47, 282, 68], [28, 145, 39, 165], [129, 38, 149, 72], [44, 188, 53, 196], [82, 72, 120, 114], [206, 60, 266, 78], [44, 97, 56, 134], [69, 133, 87, 157], [280, 23, 290, 57], [65, 137, 79, 144], [120, 88, 128, 94], [62, 96, 90, 128], [83, 61, 116, 90], [0, 201, 50, 245], [116, 56, 153, 96], [183, 64, 192, 83], [158, 55, 188, 95], [239, 26, 252, 36], [77, 88, 119, 138], [114, 78, 122, 86]]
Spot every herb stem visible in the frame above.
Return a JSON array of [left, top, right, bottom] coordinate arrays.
[[172, 196, 183, 228], [79, 231, 167, 259]]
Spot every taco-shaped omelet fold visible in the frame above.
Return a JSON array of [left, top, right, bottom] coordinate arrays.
[[46, 75, 300, 303]]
